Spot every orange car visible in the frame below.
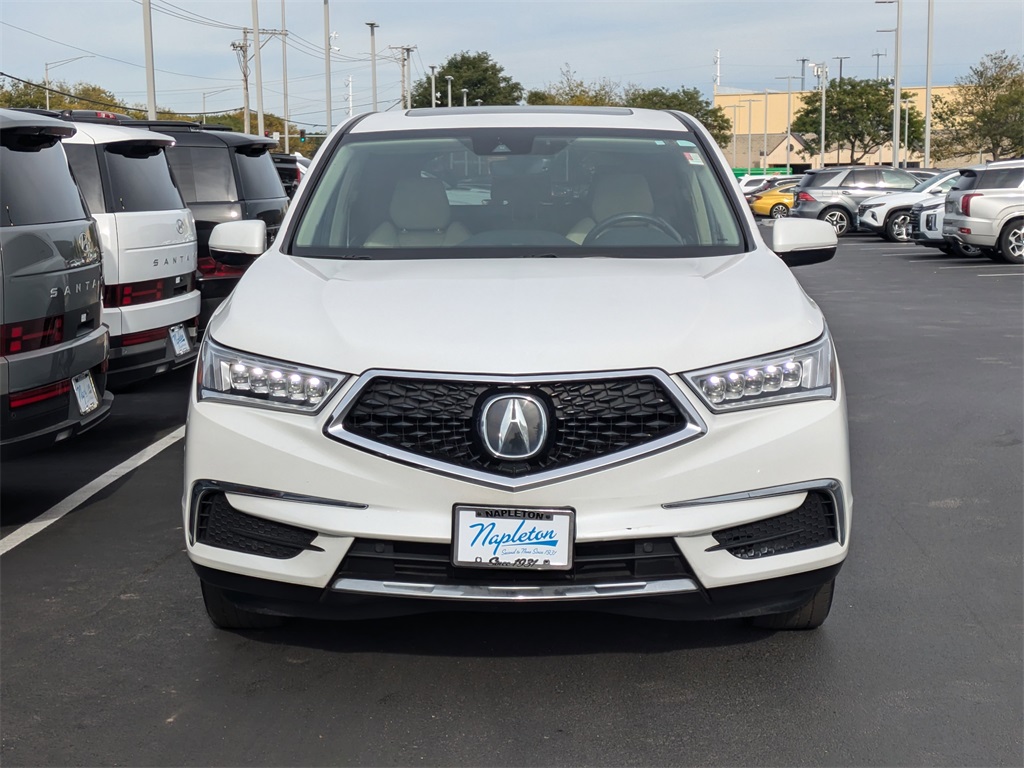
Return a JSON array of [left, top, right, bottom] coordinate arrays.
[[750, 182, 799, 218]]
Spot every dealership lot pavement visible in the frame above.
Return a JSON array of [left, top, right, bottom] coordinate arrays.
[[1, 235, 1021, 767]]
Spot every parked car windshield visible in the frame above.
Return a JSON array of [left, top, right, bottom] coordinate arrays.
[[912, 171, 959, 194], [291, 128, 744, 258], [1, 137, 87, 227]]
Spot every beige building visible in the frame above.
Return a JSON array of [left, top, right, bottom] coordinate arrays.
[[714, 85, 966, 171]]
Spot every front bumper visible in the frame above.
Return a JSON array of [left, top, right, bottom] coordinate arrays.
[[183, 369, 852, 619]]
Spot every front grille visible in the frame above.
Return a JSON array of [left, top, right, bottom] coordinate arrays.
[[339, 375, 686, 477], [336, 537, 693, 585], [909, 205, 922, 234], [709, 491, 838, 559], [194, 492, 321, 559]]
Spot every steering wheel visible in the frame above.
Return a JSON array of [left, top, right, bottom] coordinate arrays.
[[582, 212, 685, 245]]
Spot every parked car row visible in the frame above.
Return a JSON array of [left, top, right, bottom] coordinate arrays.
[[0, 107, 289, 457]]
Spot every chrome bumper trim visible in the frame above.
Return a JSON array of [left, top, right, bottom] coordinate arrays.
[[330, 576, 700, 601]]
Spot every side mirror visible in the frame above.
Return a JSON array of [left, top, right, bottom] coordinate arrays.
[[768, 218, 838, 267], [208, 220, 267, 266]]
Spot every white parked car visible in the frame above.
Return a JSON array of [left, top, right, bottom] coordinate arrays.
[[184, 107, 850, 631], [858, 169, 962, 242], [909, 197, 982, 257]]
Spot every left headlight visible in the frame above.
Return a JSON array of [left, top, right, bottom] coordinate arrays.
[[197, 337, 347, 413], [682, 329, 835, 413]]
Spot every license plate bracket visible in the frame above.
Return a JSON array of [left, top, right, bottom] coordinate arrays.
[[169, 324, 191, 357], [71, 371, 99, 415], [452, 505, 574, 571]]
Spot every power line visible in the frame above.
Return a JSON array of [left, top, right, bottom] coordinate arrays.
[[0, 21, 236, 83]]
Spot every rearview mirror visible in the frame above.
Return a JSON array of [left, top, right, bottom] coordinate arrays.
[[208, 220, 267, 266], [768, 218, 837, 267]]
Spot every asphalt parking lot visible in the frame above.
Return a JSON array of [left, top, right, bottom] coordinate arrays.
[[1, 234, 1021, 767]]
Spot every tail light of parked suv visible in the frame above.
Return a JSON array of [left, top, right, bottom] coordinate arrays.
[[959, 193, 983, 216], [796, 191, 818, 203], [1, 315, 64, 356], [103, 273, 196, 307]]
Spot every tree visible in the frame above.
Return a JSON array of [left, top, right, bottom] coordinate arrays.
[[622, 84, 732, 146], [0, 75, 131, 114], [526, 65, 619, 106], [932, 50, 1024, 161], [792, 77, 921, 164], [410, 51, 523, 108]]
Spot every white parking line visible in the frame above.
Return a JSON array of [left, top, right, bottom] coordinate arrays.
[[978, 273, 1024, 277], [0, 426, 186, 557], [938, 264, 1020, 269]]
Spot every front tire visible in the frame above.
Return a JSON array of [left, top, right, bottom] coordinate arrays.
[[998, 219, 1024, 264], [201, 581, 284, 629], [769, 203, 789, 219], [884, 210, 912, 242], [749, 578, 835, 630], [821, 208, 851, 236]]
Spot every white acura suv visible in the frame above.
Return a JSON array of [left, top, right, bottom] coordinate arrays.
[[184, 106, 850, 631]]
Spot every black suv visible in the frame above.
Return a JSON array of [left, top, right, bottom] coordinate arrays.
[[789, 165, 918, 235]]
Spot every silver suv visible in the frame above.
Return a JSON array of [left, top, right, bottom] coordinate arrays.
[[790, 166, 919, 236], [943, 160, 1024, 264]]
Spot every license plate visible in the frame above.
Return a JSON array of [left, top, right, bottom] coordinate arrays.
[[169, 324, 191, 357], [453, 505, 574, 571], [71, 371, 99, 415]]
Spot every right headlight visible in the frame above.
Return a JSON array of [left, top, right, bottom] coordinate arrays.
[[682, 329, 835, 413], [197, 337, 347, 413]]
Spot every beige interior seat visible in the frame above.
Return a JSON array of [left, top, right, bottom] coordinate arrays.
[[566, 173, 655, 244], [363, 178, 470, 247]]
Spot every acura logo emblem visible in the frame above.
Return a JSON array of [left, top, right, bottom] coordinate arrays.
[[479, 393, 548, 460]]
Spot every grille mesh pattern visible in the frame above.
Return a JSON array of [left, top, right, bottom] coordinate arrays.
[[340, 376, 686, 477], [711, 492, 838, 559], [337, 538, 693, 585], [195, 492, 319, 559]]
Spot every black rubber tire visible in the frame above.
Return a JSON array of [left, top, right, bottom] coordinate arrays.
[[884, 210, 912, 242], [998, 219, 1024, 265], [821, 208, 851, 236], [748, 578, 835, 630], [201, 581, 284, 629], [769, 203, 789, 219]]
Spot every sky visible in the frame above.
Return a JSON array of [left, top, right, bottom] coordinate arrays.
[[1, 0, 1021, 130]]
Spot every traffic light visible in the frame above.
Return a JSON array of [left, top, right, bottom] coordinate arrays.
[[299, 128, 306, 143]]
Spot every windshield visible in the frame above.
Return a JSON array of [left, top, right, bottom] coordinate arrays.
[[291, 128, 744, 259], [912, 171, 958, 194]]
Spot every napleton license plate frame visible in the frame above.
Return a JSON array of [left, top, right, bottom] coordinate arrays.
[[71, 371, 99, 415], [169, 324, 191, 357], [452, 504, 575, 571]]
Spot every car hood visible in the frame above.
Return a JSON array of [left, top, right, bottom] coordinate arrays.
[[862, 190, 932, 208], [208, 250, 825, 376]]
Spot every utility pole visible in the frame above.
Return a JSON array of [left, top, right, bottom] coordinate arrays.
[[724, 104, 740, 169], [251, 0, 264, 137], [281, 0, 288, 151], [347, 76, 353, 117], [833, 56, 849, 82], [812, 63, 828, 168], [877, 0, 903, 167], [402, 46, 416, 108], [430, 65, 437, 107], [324, 2, 332, 131], [366, 22, 379, 111], [872, 50, 887, 79], [763, 89, 769, 170], [232, 33, 251, 133], [741, 98, 760, 172], [775, 76, 796, 173], [924, 0, 934, 167], [796, 57, 810, 91], [445, 75, 453, 107]]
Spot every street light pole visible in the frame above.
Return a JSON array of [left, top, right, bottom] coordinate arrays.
[[763, 89, 769, 171], [461, 88, 468, 107], [445, 76, 453, 107], [775, 76, 795, 173], [924, 0, 934, 167], [251, 0, 265, 137], [812, 62, 828, 168], [281, 0, 289, 151], [44, 56, 93, 111], [430, 66, 437, 107], [366, 22, 379, 112], [740, 98, 760, 173], [324, 1, 332, 131], [142, 0, 157, 118], [724, 104, 740, 170], [877, 0, 902, 167], [833, 56, 849, 82]]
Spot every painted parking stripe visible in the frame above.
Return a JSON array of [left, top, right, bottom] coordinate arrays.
[[0, 426, 186, 556]]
